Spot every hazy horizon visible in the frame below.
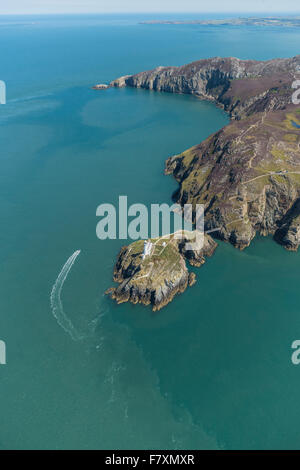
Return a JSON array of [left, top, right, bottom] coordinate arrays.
[[0, 0, 299, 16], [1, 12, 300, 18]]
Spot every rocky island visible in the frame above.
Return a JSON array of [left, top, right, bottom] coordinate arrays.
[[92, 83, 109, 90], [107, 54, 300, 309], [106, 232, 217, 311]]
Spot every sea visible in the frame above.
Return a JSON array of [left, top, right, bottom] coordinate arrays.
[[0, 13, 300, 449]]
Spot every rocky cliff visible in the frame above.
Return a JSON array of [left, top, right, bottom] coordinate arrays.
[[111, 56, 300, 250], [110, 56, 300, 119], [165, 107, 300, 250], [106, 233, 217, 311]]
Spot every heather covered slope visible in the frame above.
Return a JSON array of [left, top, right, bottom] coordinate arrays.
[[110, 56, 300, 119], [165, 107, 300, 250], [111, 56, 300, 250]]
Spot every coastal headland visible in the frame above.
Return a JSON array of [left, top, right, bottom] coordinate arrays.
[[105, 55, 300, 309]]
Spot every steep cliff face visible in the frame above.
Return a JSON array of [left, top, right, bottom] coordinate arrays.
[[165, 107, 300, 249], [110, 56, 300, 119], [106, 233, 217, 311], [110, 55, 300, 251], [273, 199, 300, 250]]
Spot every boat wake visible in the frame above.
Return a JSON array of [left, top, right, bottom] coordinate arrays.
[[50, 250, 85, 341]]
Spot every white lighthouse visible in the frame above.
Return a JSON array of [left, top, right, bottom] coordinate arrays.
[[142, 240, 153, 260]]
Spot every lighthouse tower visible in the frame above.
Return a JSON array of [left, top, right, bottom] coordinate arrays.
[[142, 240, 153, 260]]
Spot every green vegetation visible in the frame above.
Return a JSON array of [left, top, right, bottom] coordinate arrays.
[[180, 148, 197, 166], [284, 113, 300, 130], [270, 145, 289, 161], [284, 134, 298, 142]]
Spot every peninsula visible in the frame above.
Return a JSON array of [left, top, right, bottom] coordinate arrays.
[[140, 17, 300, 27]]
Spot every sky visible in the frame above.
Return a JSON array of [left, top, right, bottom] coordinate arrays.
[[0, 0, 300, 15]]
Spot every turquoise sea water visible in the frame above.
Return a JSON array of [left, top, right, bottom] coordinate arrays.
[[1, 14, 300, 450]]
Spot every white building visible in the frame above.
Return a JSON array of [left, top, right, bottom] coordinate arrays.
[[142, 240, 153, 260]]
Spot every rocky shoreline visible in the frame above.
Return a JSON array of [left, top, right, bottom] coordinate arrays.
[[106, 233, 217, 311]]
